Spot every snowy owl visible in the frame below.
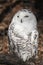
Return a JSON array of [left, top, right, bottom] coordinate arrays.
[[8, 9, 39, 62]]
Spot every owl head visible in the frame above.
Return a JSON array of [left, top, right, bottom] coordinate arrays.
[[10, 9, 37, 35], [12, 9, 37, 25]]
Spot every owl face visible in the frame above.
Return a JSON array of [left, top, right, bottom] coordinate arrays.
[[10, 9, 37, 39], [11, 9, 37, 37], [13, 9, 36, 24], [17, 9, 32, 21]]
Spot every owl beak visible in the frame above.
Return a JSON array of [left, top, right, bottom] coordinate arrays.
[[21, 19, 22, 23]]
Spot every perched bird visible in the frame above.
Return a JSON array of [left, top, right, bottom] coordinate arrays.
[[8, 9, 39, 62]]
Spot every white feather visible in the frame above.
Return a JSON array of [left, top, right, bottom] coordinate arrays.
[[8, 9, 39, 62]]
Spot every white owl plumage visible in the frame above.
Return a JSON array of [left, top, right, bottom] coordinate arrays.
[[8, 9, 39, 62]]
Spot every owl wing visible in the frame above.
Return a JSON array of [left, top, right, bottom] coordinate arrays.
[[31, 30, 39, 45], [8, 24, 18, 52], [30, 30, 39, 55]]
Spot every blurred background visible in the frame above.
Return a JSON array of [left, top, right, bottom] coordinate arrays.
[[0, 0, 43, 65]]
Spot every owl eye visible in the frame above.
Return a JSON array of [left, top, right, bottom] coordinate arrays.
[[29, 11, 31, 13], [17, 16, 19, 18], [24, 15, 29, 17]]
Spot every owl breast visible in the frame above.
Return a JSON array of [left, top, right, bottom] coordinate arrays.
[[10, 33, 37, 61]]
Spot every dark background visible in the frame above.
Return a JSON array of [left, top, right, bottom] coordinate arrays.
[[0, 0, 43, 65]]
